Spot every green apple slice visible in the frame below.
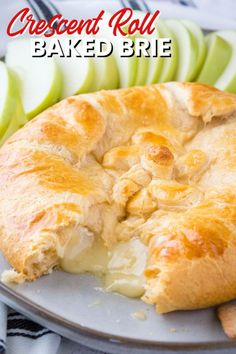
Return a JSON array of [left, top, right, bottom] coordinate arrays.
[[181, 20, 206, 80], [165, 19, 198, 81], [196, 33, 232, 85], [0, 112, 20, 146], [214, 31, 236, 93], [131, 11, 151, 86], [146, 19, 172, 84], [0, 62, 16, 137], [6, 39, 62, 119], [114, 41, 138, 88], [53, 35, 93, 97], [112, 33, 138, 88], [145, 20, 163, 85], [0, 71, 27, 146], [99, 13, 138, 88], [158, 20, 178, 83], [0, 96, 27, 146], [0, 62, 26, 139], [8, 69, 27, 127], [57, 55, 93, 98], [90, 54, 119, 92], [135, 41, 149, 86]]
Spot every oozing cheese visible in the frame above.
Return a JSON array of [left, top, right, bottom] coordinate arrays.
[[105, 238, 147, 297], [61, 236, 147, 298], [61, 236, 108, 276]]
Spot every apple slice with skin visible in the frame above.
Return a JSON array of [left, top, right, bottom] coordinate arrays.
[[0, 98, 26, 146], [127, 12, 171, 85], [145, 19, 163, 85], [99, 13, 138, 88], [0, 62, 26, 139], [6, 39, 62, 119], [0, 100, 27, 146], [133, 13, 177, 85], [57, 55, 94, 98], [0, 111, 20, 146], [132, 11, 151, 86], [112, 33, 138, 88], [214, 31, 236, 93], [135, 45, 149, 86], [0, 72, 27, 146], [165, 19, 198, 81], [157, 20, 178, 83], [146, 19, 173, 84], [72, 31, 119, 92], [0, 61, 16, 138], [113, 39, 138, 88], [53, 35, 93, 98], [196, 33, 232, 86], [8, 69, 27, 127], [90, 54, 119, 92], [181, 20, 206, 80]]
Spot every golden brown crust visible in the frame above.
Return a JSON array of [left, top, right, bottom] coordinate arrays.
[[142, 194, 236, 312], [166, 82, 236, 122], [0, 82, 236, 314], [146, 146, 174, 166]]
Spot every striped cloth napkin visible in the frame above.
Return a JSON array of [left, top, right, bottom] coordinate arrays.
[[0, 0, 236, 353]]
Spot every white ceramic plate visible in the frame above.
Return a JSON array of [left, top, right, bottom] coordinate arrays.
[[0, 253, 235, 353]]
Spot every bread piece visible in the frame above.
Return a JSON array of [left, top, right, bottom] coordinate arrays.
[[217, 304, 236, 338], [1, 83, 236, 314]]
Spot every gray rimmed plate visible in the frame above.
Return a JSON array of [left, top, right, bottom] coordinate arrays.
[[0, 253, 235, 353]]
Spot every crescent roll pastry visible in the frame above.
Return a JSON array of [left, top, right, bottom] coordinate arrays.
[[1, 83, 236, 313]]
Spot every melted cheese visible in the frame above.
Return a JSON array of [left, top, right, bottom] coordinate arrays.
[[61, 235, 147, 298], [61, 235, 108, 275], [105, 238, 147, 297]]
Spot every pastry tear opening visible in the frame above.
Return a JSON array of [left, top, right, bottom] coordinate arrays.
[[61, 230, 148, 298]]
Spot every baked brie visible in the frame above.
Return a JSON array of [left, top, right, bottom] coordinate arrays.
[[0, 82, 236, 313]]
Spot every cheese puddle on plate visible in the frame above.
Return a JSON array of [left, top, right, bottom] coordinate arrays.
[[61, 234, 147, 298]]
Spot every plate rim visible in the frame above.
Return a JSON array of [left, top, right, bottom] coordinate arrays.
[[0, 280, 236, 352]]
